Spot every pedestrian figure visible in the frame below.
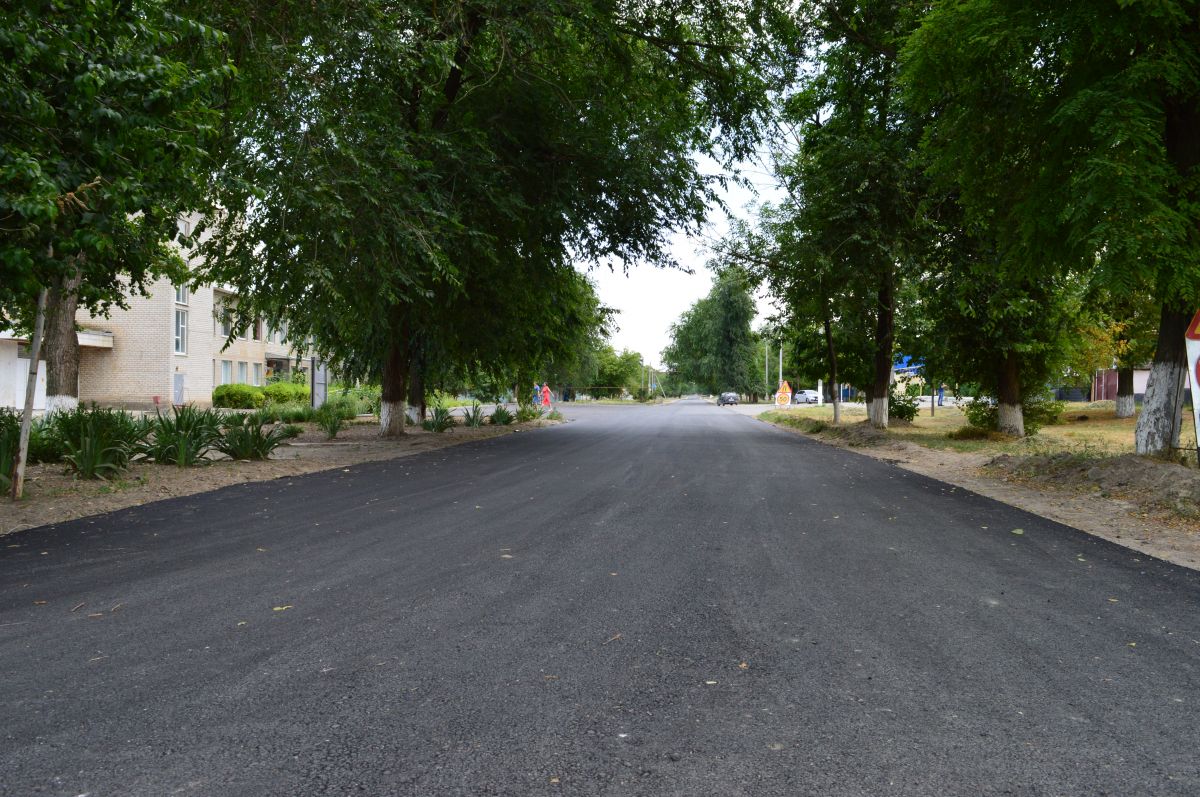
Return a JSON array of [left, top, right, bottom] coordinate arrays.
[[532, 382, 540, 407], [541, 383, 552, 408]]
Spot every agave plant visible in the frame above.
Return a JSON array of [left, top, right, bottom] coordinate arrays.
[[216, 414, 299, 461], [138, 405, 223, 466], [489, 405, 515, 426], [62, 417, 130, 480], [516, 404, 545, 423], [422, 404, 456, 433], [315, 405, 346, 439], [463, 402, 485, 428]]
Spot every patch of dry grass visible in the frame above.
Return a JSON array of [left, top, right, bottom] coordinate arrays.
[[763, 402, 1198, 464]]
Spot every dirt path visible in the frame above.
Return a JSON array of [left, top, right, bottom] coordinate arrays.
[[761, 419, 1200, 571], [1, 420, 556, 536]]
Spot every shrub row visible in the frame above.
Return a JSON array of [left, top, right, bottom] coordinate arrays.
[[212, 382, 311, 409]]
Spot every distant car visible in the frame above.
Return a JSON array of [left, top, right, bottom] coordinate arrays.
[[793, 389, 820, 404], [717, 392, 739, 405]]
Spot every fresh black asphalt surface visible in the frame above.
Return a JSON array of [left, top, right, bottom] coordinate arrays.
[[2, 399, 1199, 796]]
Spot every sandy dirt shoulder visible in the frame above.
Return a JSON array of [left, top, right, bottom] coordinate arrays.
[[1, 420, 557, 536], [760, 417, 1200, 571]]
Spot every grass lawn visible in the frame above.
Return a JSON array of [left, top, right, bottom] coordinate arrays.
[[762, 401, 1198, 460]]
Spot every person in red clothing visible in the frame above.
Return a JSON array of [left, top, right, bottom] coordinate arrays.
[[541, 383, 552, 407]]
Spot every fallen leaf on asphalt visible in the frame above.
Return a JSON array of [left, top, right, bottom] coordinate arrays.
[[87, 613, 104, 618], [237, 621, 248, 627], [739, 662, 749, 670], [273, 605, 293, 612], [110, 603, 123, 613], [549, 777, 560, 784], [33, 600, 47, 605], [1011, 528, 1024, 535], [609, 572, 618, 576], [500, 554, 513, 559], [544, 675, 559, 681], [1128, 642, 1137, 647], [603, 633, 622, 645], [71, 602, 85, 612], [1108, 598, 1119, 603], [256, 547, 267, 552], [704, 680, 718, 685]]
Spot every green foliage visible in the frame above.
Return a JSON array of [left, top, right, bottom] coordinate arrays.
[[489, 406, 515, 426], [255, 404, 318, 424], [546, 410, 564, 421], [322, 395, 360, 421], [262, 382, 310, 404], [963, 395, 1065, 436], [212, 384, 266, 409], [61, 418, 130, 480], [139, 406, 223, 466], [314, 406, 346, 440], [516, 405, 545, 423], [888, 390, 920, 423], [0, 0, 231, 330], [663, 270, 760, 395], [216, 414, 297, 461], [463, 403, 485, 428], [422, 405, 457, 433]]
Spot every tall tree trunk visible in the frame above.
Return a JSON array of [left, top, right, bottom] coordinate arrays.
[[42, 267, 83, 415], [823, 313, 841, 425], [380, 339, 409, 438], [997, 351, 1024, 437], [867, 269, 894, 429], [407, 358, 425, 424], [1135, 302, 1190, 455], [1115, 365, 1135, 419]]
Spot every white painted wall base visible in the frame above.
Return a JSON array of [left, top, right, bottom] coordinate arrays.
[[0, 340, 46, 410]]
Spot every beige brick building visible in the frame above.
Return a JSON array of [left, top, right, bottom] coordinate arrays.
[[73, 278, 306, 410]]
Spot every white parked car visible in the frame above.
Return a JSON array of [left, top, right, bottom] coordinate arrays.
[[793, 389, 820, 404]]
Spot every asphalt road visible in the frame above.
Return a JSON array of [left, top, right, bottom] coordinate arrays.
[[2, 400, 1198, 796]]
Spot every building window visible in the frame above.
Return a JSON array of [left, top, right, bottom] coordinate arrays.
[[221, 360, 232, 385], [237, 361, 248, 384], [174, 309, 188, 354], [174, 284, 189, 305], [252, 363, 263, 386], [252, 319, 262, 341]]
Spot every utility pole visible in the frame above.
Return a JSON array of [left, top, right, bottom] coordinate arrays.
[[778, 341, 783, 390], [764, 342, 769, 401], [13, 288, 48, 501]]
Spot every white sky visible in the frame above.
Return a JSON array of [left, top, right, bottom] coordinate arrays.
[[579, 158, 782, 369]]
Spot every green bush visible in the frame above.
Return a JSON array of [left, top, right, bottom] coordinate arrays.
[[213, 384, 266, 409], [963, 393, 1065, 435], [422, 405, 456, 433], [547, 409, 564, 421], [516, 405, 545, 423], [139, 405, 223, 465], [216, 414, 298, 460], [262, 381, 310, 404], [463, 402, 485, 428], [489, 405, 514, 426], [889, 389, 920, 423], [62, 416, 131, 479], [322, 394, 360, 420], [314, 405, 346, 439]]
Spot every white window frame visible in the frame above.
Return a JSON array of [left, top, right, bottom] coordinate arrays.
[[237, 361, 248, 384], [174, 284, 189, 305], [221, 360, 233, 385], [174, 308, 188, 355], [252, 362, 263, 386]]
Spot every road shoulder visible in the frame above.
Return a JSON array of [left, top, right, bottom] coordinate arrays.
[[757, 414, 1200, 571]]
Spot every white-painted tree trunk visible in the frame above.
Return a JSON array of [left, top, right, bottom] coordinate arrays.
[[867, 396, 888, 429], [380, 399, 407, 437], [1114, 393, 1135, 419], [997, 403, 1024, 437], [44, 395, 78, 416], [1134, 358, 1185, 455]]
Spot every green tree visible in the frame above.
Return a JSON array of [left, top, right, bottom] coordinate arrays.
[[190, 0, 788, 435], [663, 270, 759, 395], [902, 0, 1200, 454], [0, 0, 229, 410]]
